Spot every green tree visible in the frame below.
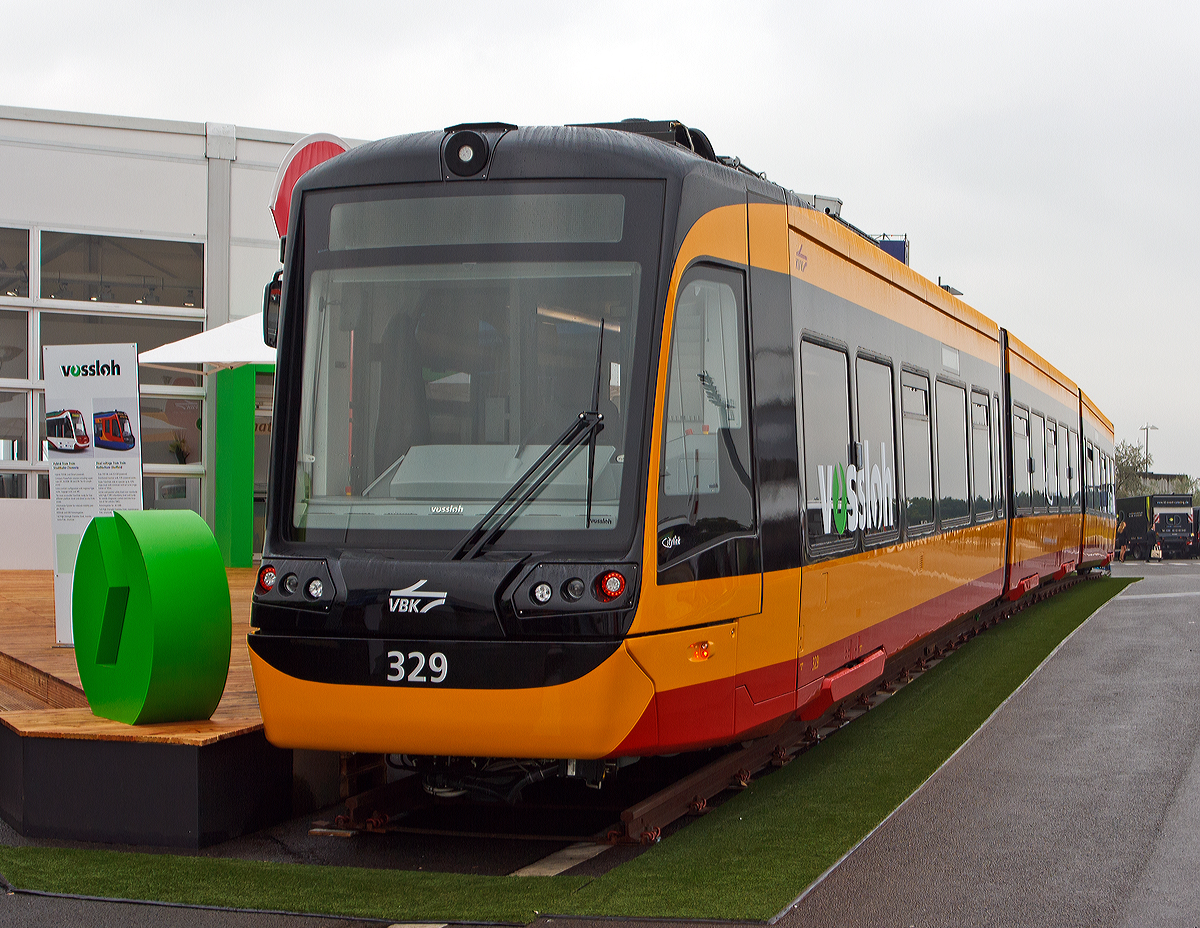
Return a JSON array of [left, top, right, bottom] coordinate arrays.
[[1115, 440, 1150, 498]]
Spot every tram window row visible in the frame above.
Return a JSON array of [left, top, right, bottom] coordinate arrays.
[[798, 338, 1004, 561]]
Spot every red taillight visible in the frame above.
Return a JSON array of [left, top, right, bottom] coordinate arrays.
[[594, 570, 626, 603], [257, 565, 277, 593]]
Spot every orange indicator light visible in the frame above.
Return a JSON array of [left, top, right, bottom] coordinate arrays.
[[689, 641, 712, 662]]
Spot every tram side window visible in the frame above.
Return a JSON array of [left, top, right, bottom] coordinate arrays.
[[1069, 429, 1081, 508], [971, 392, 993, 521], [1085, 443, 1096, 510], [1031, 413, 1047, 509], [658, 268, 754, 565], [1104, 453, 1114, 514], [1057, 423, 1070, 511], [901, 372, 934, 532], [855, 357, 899, 542], [935, 381, 969, 524], [1046, 421, 1059, 509], [801, 342, 851, 548], [1013, 409, 1031, 511], [992, 395, 1004, 515]]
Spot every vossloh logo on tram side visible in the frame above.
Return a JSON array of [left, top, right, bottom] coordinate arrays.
[[817, 440, 896, 535]]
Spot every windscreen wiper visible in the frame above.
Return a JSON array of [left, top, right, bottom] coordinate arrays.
[[446, 410, 604, 561], [584, 318, 606, 528], [447, 318, 609, 561]]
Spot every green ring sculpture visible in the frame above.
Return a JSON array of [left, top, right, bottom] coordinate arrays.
[[73, 510, 232, 724]]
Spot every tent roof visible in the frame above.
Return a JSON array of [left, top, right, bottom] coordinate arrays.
[[139, 312, 275, 372]]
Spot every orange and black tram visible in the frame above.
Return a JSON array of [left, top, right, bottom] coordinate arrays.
[[249, 121, 1116, 794]]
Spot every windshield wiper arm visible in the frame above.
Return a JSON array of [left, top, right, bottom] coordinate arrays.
[[585, 318, 606, 529], [446, 410, 604, 561]]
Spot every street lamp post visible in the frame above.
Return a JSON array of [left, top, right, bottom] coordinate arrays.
[[1139, 423, 1158, 473]]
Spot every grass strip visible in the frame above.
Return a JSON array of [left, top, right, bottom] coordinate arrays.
[[0, 577, 1133, 924], [557, 575, 1136, 920], [0, 846, 587, 923]]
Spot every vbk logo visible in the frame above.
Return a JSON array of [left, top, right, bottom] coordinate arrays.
[[388, 580, 448, 614]]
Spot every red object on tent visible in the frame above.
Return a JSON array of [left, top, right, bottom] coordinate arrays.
[[268, 133, 348, 238]]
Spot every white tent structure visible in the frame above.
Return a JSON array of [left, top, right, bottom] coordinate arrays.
[[139, 312, 275, 372]]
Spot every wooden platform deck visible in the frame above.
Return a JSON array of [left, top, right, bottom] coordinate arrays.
[[0, 569, 264, 746]]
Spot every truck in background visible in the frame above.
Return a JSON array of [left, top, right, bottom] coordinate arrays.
[[1117, 494, 1196, 560]]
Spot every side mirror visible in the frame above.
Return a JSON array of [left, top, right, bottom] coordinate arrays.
[[263, 269, 282, 349]]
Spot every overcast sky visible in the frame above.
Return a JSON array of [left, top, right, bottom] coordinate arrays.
[[6, 1, 1197, 473]]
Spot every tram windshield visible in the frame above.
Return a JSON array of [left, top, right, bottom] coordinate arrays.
[[290, 180, 663, 550]]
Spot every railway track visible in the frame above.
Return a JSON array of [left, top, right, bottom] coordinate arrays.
[[313, 572, 1093, 855]]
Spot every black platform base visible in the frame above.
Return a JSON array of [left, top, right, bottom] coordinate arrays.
[[0, 725, 292, 848]]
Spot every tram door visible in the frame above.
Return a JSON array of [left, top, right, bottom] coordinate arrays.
[[657, 255, 761, 740], [734, 199, 802, 732]]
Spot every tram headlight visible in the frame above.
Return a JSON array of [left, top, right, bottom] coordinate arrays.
[[444, 130, 489, 176], [257, 565, 277, 593], [594, 570, 626, 603], [306, 578, 324, 600], [562, 577, 586, 602], [532, 581, 553, 604]]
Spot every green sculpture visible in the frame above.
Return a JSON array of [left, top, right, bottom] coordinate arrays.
[[73, 510, 231, 724]]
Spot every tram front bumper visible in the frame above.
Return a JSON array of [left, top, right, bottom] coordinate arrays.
[[247, 633, 655, 759]]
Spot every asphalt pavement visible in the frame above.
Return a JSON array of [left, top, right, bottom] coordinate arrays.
[[773, 558, 1200, 928]]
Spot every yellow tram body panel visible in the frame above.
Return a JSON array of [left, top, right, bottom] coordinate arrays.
[[250, 641, 656, 759], [1010, 512, 1084, 581], [799, 521, 1006, 659]]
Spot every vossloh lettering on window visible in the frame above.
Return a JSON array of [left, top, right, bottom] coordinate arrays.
[[817, 441, 895, 535]]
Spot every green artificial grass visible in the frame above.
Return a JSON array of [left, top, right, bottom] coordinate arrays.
[[558, 575, 1136, 920], [0, 576, 1134, 924], [0, 846, 586, 924]]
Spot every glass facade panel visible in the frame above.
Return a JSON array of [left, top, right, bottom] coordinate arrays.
[[0, 391, 27, 461], [0, 228, 29, 299], [901, 373, 933, 531], [0, 472, 26, 498], [39, 312, 202, 386], [139, 396, 203, 467], [801, 342, 851, 546], [0, 309, 28, 379], [142, 476, 200, 514], [40, 232, 203, 309]]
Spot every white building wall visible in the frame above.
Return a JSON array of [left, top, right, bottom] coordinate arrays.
[[0, 106, 320, 569]]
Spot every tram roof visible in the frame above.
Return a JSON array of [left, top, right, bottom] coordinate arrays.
[[292, 124, 739, 194]]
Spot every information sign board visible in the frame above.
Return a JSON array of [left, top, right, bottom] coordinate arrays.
[[42, 343, 143, 645]]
